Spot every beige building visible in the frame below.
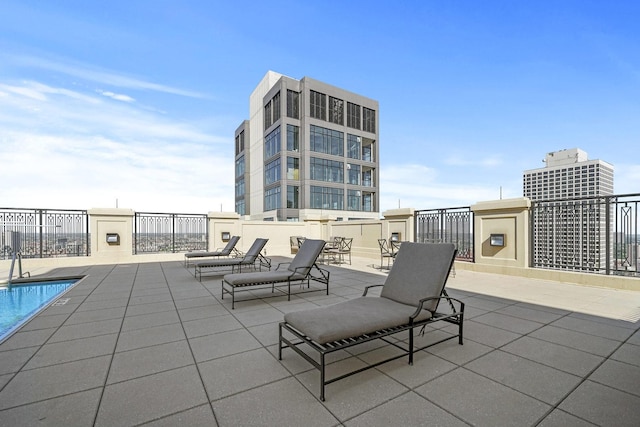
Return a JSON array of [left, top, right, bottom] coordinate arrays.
[[234, 71, 380, 221]]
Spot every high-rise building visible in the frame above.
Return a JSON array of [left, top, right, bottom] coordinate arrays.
[[523, 148, 614, 200], [523, 148, 614, 272], [235, 71, 380, 221]]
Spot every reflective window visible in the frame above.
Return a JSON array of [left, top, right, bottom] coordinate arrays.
[[265, 158, 281, 185], [287, 90, 299, 119], [347, 102, 360, 129], [310, 125, 343, 156], [347, 134, 360, 159], [286, 124, 299, 151], [310, 90, 326, 120], [264, 187, 281, 211], [310, 157, 343, 183], [264, 126, 281, 159], [310, 186, 343, 210], [329, 96, 344, 125]]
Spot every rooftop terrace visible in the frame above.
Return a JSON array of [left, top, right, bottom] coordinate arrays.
[[0, 256, 639, 426]]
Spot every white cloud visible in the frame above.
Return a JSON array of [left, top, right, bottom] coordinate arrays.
[[0, 80, 234, 213], [99, 90, 135, 103]]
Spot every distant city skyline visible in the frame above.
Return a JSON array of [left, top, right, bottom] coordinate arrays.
[[1, 1, 638, 213]]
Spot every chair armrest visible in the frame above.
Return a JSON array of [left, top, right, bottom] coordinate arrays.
[[362, 284, 384, 296], [275, 262, 292, 271], [410, 296, 465, 320]]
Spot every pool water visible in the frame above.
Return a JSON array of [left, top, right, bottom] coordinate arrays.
[[0, 279, 78, 342]]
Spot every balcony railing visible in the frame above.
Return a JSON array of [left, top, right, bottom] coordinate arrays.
[[134, 212, 208, 254], [414, 207, 474, 262], [1, 208, 90, 259], [531, 193, 640, 276]]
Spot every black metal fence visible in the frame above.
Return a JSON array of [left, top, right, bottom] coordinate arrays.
[[133, 212, 208, 254], [531, 193, 640, 276], [1, 208, 90, 259], [414, 207, 474, 262]]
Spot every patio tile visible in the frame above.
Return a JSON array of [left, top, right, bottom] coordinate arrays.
[[108, 340, 194, 384], [48, 318, 122, 343], [212, 377, 337, 426], [610, 342, 640, 367], [140, 404, 217, 426], [472, 312, 544, 334], [0, 327, 56, 351], [559, 380, 640, 427], [537, 409, 599, 426], [128, 293, 173, 305], [550, 316, 635, 341], [120, 310, 180, 332], [115, 322, 186, 352], [417, 368, 550, 427], [502, 336, 604, 376], [75, 297, 129, 312], [426, 333, 493, 365], [64, 307, 126, 326], [182, 314, 243, 339], [232, 306, 285, 327], [466, 350, 582, 405], [628, 330, 640, 345], [24, 333, 118, 370], [0, 346, 39, 375], [199, 348, 290, 400], [462, 295, 513, 311], [0, 355, 110, 410], [247, 322, 280, 346], [20, 313, 70, 331], [344, 391, 468, 427], [95, 365, 208, 427], [173, 295, 219, 310], [442, 320, 521, 348], [125, 301, 176, 317], [375, 349, 457, 388], [0, 388, 102, 427], [0, 373, 13, 389], [189, 329, 262, 363], [530, 324, 621, 357], [178, 303, 229, 322], [589, 359, 640, 397], [497, 304, 566, 323]]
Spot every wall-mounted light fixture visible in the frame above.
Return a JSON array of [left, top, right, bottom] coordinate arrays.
[[221, 232, 231, 242], [106, 233, 120, 245], [490, 233, 505, 247]]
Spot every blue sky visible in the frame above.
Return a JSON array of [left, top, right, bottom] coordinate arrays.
[[1, 1, 638, 213]]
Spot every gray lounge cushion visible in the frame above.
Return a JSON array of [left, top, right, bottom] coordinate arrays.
[[196, 238, 268, 268], [287, 239, 325, 275], [224, 270, 305, 286], [185, 236, 240, 258], [284, 297, 432, 344], [380, 242, 455, 312]]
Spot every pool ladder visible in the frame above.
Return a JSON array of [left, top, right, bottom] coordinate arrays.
[[7, 251, 30, 285]]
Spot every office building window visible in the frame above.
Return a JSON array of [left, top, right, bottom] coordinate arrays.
[[265, 158, 281, 185], [347, 190, 361, 211], [235, 131, 245, 155], [310, 157, 343, 183], [235, 155, 245, 178], [310, 125, 344, 156], [287, 157, 300, 180], [363, 193, 373, 211], [264, 126, 281, 159], [272, 91, 280, 122], [362, 169, 373, 187], [264, 101, 272, 130], [310, 186, 343, 210], [347, 102, 360, 129], [347, 164, 360, 185], [264, 187, 281, 211], [329, 96, 344, 125], [347, 134, 360, 159], [235, 200, 245, 215], [287, 185, 299, 208], [310, 90, 326, 120], [235, 178, 245, 197], [287, 89, 299, 119], [363, 107, 376, 133], [286, 124, 299, 151]]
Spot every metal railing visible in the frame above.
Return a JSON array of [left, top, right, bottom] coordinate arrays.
[[531, 193, 640, 276], [414, 207, 474, 262], [134, 212, 208, 254], [1, 208, 90, 259]]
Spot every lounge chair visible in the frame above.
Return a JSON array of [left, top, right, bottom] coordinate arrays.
[[194, 238, 270, 281], [222, 239, 330, 309], [184, 236, 241, 267], [279, 242, 463, 401]]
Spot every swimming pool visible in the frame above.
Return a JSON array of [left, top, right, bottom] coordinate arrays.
[[0, 278, 80, 343]]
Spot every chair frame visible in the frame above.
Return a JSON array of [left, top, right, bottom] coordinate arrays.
[[278, 244, 463, 401], [194, 239, 270, 281], [183, 236, 241, 267], [378, 238, 394, 269]]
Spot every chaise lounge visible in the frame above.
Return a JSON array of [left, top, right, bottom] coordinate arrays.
[[184, 235, 241, 267], [194, 238, 270, 281], [221, 239, 330, 309], [278, 242, 463, 401]]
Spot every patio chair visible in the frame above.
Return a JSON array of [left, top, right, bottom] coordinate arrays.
[[378, 238, 394, 269], [194, 238, 270, 281], [325, 237, 352, 265], [222, 239, 330, 309], [184, 236, 241, 267], [279, 242, 463, 401]]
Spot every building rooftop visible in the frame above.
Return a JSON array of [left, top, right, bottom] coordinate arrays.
[[0, 256, 639, 426]]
